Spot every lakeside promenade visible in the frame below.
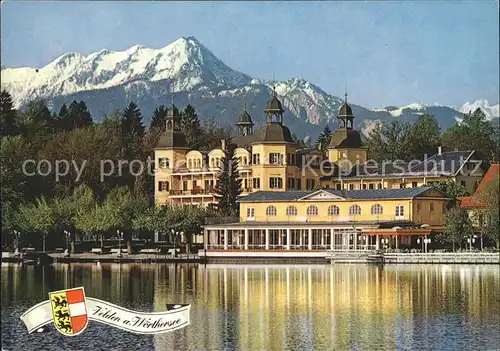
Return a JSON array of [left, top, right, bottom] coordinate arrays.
[[2, 251, 498, 265]]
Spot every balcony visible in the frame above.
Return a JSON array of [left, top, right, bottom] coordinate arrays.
[[169, 187, 217, 197]]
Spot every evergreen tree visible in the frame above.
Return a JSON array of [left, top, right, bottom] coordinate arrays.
[[1, 89, 18, 136], [315, 125, 332, 152], [68, 100, 93, 129], [121, 101, 145, 140], [407, 114, 441, 160], [149, 105, 167, 132], [215, 139, 242, 216], [181, 104, 203, 149], [56, 103, 70, 131]]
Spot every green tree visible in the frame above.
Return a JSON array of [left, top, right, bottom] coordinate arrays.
[[1, 89, 19, 136], [366, 120, 411, 162], [432, 180, 469, 202], [215, 140, 242, 216], [475, 176, 500, 249], [17, 197, 55, 251], [407, 114, 442, 160], [18, 100, 57, 142], [199, 118, 232, 152], [149, 105, 167, 132], [442, 108, 496, 162], [67, 100, 93, 129], [181, 104, 203, 150], [439, 205, 474, 251], [315, 125, 332, 152]]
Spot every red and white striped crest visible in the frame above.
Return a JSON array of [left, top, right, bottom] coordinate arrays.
[[49, 287, 88, 336]]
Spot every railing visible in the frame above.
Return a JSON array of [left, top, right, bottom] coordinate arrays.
[[383, 252, 500, 264], [169, 188, 217, 196], [205, 216, 240, 225]]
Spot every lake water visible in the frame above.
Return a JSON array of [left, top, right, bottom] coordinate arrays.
[[1, 263, 499, 350]]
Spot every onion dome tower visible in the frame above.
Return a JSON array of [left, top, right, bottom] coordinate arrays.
[[236, 103, 254, 136]]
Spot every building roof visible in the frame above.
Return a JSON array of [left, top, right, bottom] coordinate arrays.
[[459, 163, 499, 208], [338, 102, 353, 117], [251, 123, 295, 144], [236, 104, 254, 125], [328, 129, 365, 149], [407, 150, 475, 175], [156, 130, 188, 149], [238, 186, 445, 203], [265, 94, 284, 113], [329, 150, 479, 179]]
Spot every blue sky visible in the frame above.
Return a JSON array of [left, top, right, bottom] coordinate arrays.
[[1, 1, 498, 108]]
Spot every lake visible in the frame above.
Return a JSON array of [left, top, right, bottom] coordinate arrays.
[[1, 263, 499, 350]]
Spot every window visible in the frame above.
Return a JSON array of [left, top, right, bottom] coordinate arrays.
[[377, 183, 382, 189], [159, 158, 170, 169], [400, 183, 406, 189], [306, 205, 319, 216], [412, 182, 418, 188], [369, 184, 374, 189], [286, 206, 297, 216], [205, 180, 210, 189], [336, 184, 342, 190], [158, 181, 169, 192], [349, 205, 361, 215], [417, 204, 421, 214], [192, 180, 197, 188], [252, 154, 260, 165], [349, 184, 354, 190], [287, 154, 295, 165], [362, 184, 367, 190], [396, 205, 404, 217], [188, 159, 193, 168], [306, 179, 315, 190], [244, 179, 248, 189], [243, 156, 247, 165], [442, 202, 446, 213], [183, 181, 188, 191], [371, 204, 384, 215], [266, 205, 277, 216], [247, 207, 255, 218], [269, 153, 283, 165], [430, 203, 435, 214], [269, 177, 283, 189], [253, 178, 261, 189], [296, 178, 301, 190], [328, 205, 340, 216], [287, 177, 295, 189]]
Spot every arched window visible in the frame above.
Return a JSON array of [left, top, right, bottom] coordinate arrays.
[[266, 205, 277, 216], [328, 205, 339, 216], [196, 159, 201, 168], [244, 156, 247, 165], [371, 204, 383, 215], [188, 159, 193, 168], [211, 158, 215, 167], [286, 206, 297, 216], [306, 205, 318, 216], [349, 205, 361, 215]]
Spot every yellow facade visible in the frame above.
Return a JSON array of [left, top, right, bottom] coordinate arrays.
[[239, 189, 447, 229], [154, 96, 483, 207]]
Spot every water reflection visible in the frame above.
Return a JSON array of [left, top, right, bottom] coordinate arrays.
[[1, 263, 499, 350]]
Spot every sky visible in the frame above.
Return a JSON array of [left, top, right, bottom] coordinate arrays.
[[1, 1, 498, 108]]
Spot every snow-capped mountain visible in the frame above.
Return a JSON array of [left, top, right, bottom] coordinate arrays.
[[1, 36, 497, 139], [459, 100, 499, 120]]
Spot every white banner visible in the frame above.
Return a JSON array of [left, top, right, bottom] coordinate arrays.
[[21, 297, 190, 335]]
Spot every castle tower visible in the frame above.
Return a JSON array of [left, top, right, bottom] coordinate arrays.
[[327, 93, 367, 170], [236, 103, 254, 136]]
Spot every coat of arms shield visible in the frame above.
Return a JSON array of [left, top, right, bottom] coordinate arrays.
[[49, 287, 88, 336]]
